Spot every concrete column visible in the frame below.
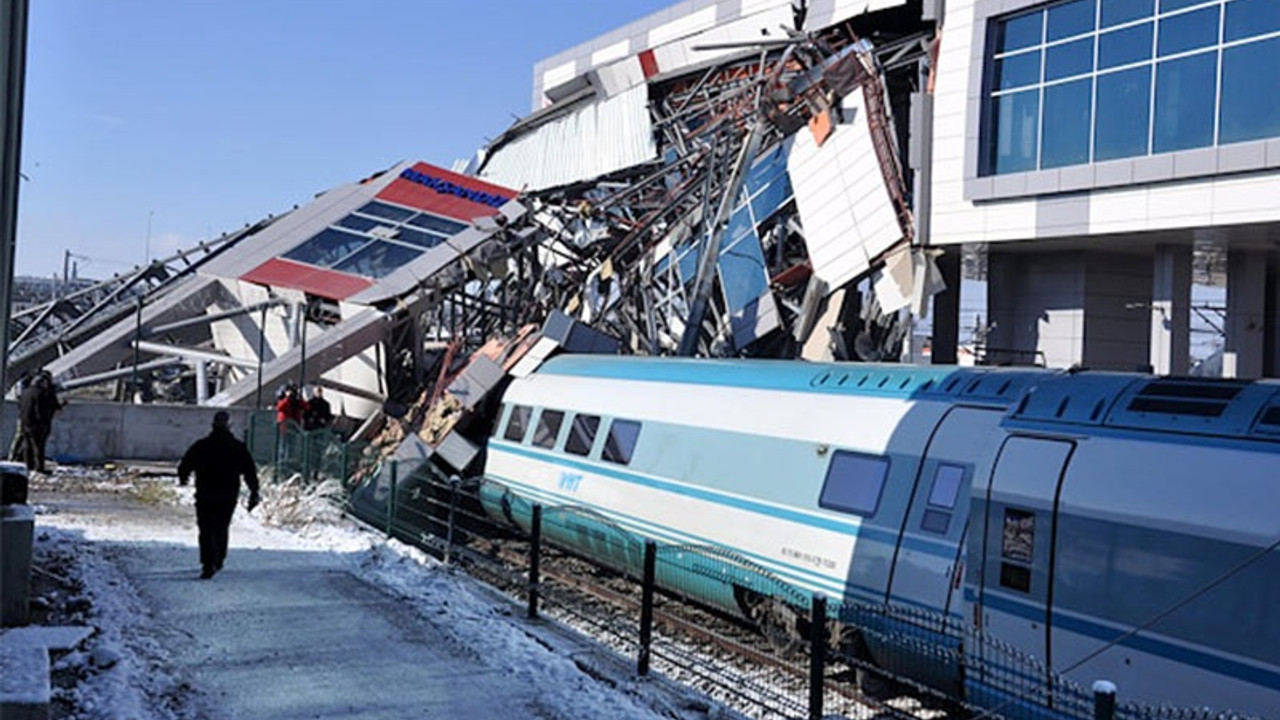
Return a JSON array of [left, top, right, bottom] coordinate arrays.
[[931, 248, 961, 365], [1150, 245, 1192, 375], [1224, 249, 1267, 379], [194, 360, 208, 404], [0, 0, 30, 418]]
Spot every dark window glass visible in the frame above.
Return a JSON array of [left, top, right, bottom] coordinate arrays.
[[1157, 5, 1219, 56], [1153, 52, 1217, 152], [1000, 562, 1032, 592], [818, 451, 889, 517], [1042, 78, 1094, 167], [1220, 37, 1280, 145], [356, 201, 415, 223], [564, 414, 600, 456], [283, 228, 371, 268], [336, 214, 384, 233], [1048, 0, 1097, 40], [990, 89, 1041, 173], [393, 227, 448, 249], [532, 410, 564, 449], [995, 51, 1042, 89], [1101, 0, 1154, 27], [602, 420, 641, 465], [996, 10, 1045, 53], [928, 464, 966, 509], [1045, 37, 1094, 81], [332, 240, 423, 278], [921, 509, 952, 535], [1159, 0, 1209, 11], [1099, 22, 1153, 69], [406, 212, 468, 236], [1225, 0, 1280, 41], [1002, 508, 1036, 563], [1095, 66, 1152, 159], [504, 406, 531, 442]]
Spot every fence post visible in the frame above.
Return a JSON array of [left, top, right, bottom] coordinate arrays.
[[638, 540, 657, 676], [386, 460, 398, 538], [527, 504, 542, 620], [270, 420, 280, 481], [340, 442, 350, 482], [444, 474, 461, 564], [808, 594, 827, 720], [1092, 680, 1116, 720]]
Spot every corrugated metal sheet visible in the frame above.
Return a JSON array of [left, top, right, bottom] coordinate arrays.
[[787, 91, 904, 291], [478, 84, 657, 192]]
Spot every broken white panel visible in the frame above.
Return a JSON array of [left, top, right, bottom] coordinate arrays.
[[802, 287, 846, 362], [594, 56, 647, 97], [509, 336, 561, 378], [872, 244, 914, 314], [802, 0, 911, 32], [649, 6, 718, 46], [541, 60, 578, 96], [479, 84, 657, 191], [788, 90, 904, 292]]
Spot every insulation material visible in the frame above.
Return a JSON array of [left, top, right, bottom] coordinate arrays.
[[787, 91, 904, 292], [479, 84, 657, 191]]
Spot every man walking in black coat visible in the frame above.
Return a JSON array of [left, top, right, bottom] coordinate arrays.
[[18, 371, 62, 472], [178, 411, 261, 579]]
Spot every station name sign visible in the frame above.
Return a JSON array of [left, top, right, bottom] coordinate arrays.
[[399, 168, 510, 209]]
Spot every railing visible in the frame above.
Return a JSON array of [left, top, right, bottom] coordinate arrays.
[[247, 440, 1265, 720]]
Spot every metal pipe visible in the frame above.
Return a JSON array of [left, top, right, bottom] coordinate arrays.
[[133, 340, 259, 369], [145, 298, 284, 337], [57, 358, 182, 392], [0, 0, 28, 410]]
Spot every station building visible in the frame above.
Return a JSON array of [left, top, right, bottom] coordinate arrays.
[[531, 0, 1280, 377]]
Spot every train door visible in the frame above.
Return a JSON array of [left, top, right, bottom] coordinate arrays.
[[974, 436, 1074, 683], [888, 406, 1006, 618]]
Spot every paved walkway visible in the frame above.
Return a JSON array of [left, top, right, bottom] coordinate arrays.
[[29, 482, 709, 720]]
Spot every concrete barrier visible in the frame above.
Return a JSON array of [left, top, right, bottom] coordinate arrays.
[[1, 504, 33, 627], [1, 401, 253, 463]]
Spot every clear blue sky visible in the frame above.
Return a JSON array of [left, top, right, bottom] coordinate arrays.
[[16, 0, 674, 279]]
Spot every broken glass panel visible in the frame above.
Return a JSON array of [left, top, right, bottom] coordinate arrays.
[[332, 241, 424, 279], [356, 201, 415, 223]]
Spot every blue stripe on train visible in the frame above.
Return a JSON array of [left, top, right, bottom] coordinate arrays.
[[970, 589, 1280, 690], [490, 441, 959, 559]]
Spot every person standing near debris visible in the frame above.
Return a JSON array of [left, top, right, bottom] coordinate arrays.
[[303, 386, 333, 431], [178, 411, 261, 579], [18, 371, 64, 473]]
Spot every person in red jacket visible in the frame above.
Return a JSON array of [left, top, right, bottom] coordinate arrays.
[[275, 383, 306, 429]]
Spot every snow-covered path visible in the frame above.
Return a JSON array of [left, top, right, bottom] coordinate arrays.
[[27, 471, 730, 720]]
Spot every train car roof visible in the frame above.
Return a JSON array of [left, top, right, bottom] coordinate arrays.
[[535, 355, 1280, 442], [535, 354, 1046, 406]]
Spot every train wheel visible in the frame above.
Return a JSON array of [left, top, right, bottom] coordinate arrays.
[[749, 596, 805, 658]]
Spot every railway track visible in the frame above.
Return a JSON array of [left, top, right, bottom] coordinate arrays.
[[454, 534, 955, 720]]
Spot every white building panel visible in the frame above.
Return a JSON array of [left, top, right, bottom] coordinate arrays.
[[591, 39, 630, 67], [788, 92, 905, 290], [594, 56, 646, 97], [648, 6, 717, 47], [479, 84, 657, 192], [541, 60, 577, 94]]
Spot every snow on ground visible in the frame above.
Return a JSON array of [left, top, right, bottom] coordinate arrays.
[[26, 465, 737, 720]]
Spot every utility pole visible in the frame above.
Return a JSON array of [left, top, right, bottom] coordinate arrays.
[[0, 0, 31, 414]]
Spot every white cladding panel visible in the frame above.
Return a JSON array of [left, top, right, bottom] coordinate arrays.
[[479, 84, 657, 191], [789, 91, 904, 290]]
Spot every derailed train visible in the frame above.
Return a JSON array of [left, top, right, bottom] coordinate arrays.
[[477, 354, 1280, 717]]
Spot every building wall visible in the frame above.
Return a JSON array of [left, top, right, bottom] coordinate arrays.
[[931, 0, 1280, 246]]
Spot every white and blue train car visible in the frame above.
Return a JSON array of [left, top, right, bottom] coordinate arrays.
[[479, 354, 1280, 717]]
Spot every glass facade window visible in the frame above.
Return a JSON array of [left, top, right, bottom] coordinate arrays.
[[983, 0, 1280, 176], [280, 199, 471, 280]]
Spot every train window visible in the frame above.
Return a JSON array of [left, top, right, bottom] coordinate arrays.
[[1001, 509, 1035, 563], [921, 510, 951, 535], [504, 405, 531, 443], [565, 414, 600, 456], [532, 410, 565, 449], [818, 451, 889, 517], [491, 406, 506, 437], [602, 419, 642, 465], [927, 464, 964, 510]]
